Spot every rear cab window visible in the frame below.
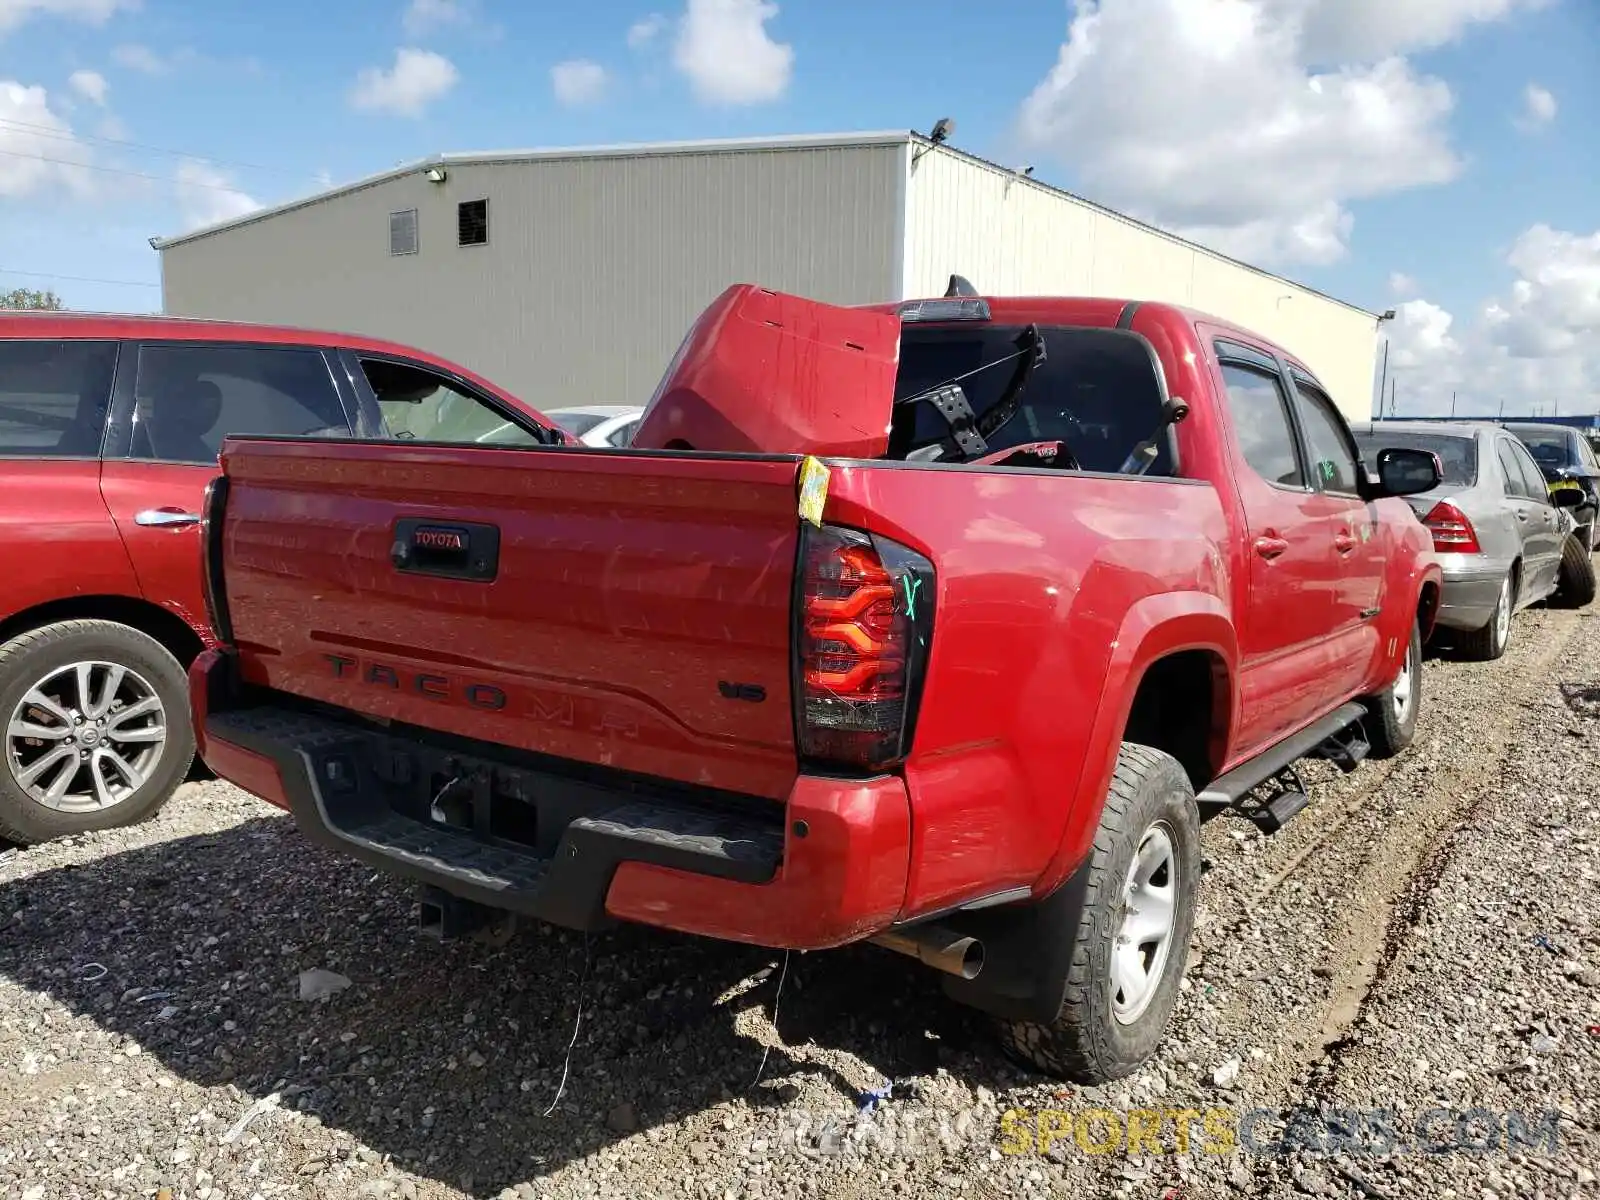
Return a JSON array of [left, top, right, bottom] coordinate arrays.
[[0, 339, 119, 458], [1352, 431, 1477, 487], [890, 324, 1174, 475]]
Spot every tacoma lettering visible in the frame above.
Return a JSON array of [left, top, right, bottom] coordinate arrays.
[[322, 654, 506, 710]]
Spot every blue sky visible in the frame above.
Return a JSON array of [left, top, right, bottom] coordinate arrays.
[[1, 0, 1596, 414]]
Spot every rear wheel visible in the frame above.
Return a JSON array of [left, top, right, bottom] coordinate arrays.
[[1363, 621, 1421, 758], [996, 744, 1199, 1083], [1457, 571, 1513, 662], [0, 620, 195, 845], [1554, 534, 1597, 609]]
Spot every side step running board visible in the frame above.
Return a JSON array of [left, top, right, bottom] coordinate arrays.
[[1199, 702, 1367, 807]]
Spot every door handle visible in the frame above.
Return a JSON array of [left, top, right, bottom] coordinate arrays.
[[1334, 532, 1356, 554], [1254, 535, 1289, 560], [134, 508, 201, 529]]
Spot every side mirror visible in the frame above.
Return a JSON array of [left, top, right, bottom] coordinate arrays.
[[1550, 485, 1584, 509], [1373, 447, 1440, 497]]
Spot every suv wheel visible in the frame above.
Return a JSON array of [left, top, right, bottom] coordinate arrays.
[[997, 744, 1200, 1083], [0, 620, 195, 845]]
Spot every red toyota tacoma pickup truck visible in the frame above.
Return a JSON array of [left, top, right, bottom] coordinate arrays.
[[190, 284, 1442, 1081]]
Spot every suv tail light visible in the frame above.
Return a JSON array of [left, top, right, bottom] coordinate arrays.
[[795, 524, 935, 773], [200, 475, 234, 644], [1421, 500, 1481, 554]]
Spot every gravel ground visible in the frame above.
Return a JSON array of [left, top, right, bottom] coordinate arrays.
[[3, 609, 1598, 1200]]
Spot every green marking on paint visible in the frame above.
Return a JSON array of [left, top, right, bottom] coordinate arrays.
[[902, 574, 923, 619]]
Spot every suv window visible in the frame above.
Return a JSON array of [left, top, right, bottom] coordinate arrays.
[[1508, 427, 1571, 476], [1219, 362, 1302, 487], [130, 344, 349, 464], [891, 325, 1173, 475], [0, 339, 118, 457], [1292, 381, 1361, 494], [360, 357, 540, 447]]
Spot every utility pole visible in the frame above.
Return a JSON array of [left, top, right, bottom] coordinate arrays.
[[1377, 340, 1390, 415], [1451, 391, 1457, 416], [1390, 377, 1397, 418]]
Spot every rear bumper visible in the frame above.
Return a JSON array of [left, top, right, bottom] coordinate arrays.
[[1432, 558, 1512, 632], [190, 650, 910, 950]]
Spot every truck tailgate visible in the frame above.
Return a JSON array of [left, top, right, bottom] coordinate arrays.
[[217, 439, 803, 799]]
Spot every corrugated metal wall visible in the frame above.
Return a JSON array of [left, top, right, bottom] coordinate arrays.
[[161, 141, 905, 410], [901, 147, 1379, 421]]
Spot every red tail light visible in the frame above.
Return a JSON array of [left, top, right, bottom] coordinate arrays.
[[796, 524, 935, 773], [1421, 500, 1481, 554]]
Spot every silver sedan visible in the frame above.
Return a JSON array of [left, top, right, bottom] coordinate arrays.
[[1353, 421, 1586, 659]]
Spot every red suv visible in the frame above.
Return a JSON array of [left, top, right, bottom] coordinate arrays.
[[0, 311, 560, 844]]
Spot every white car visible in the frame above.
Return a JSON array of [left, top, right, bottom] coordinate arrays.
[[547, 405, 644, 448]]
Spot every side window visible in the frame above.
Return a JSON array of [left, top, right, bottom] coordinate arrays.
[[359, 357, 540, 447], [0, 339, 118, 458], [1219, 361, 1302, 487], [130, 344, 349, 465], [1291, 381, 1361, 494], [1496, 440, 1532, 499], [606, 417, 639, 447], [1509, 440, 1551, 503]]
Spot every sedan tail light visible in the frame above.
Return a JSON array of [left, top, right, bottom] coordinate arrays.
[[1421, 500, 1481, 554]]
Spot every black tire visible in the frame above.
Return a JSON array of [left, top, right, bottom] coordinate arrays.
[[0, 620, 195, 845], [1553, 534, 1597, 609], [1457, 569, 1514, 662], [996, 744, 1200, 1083], [1362, 621, 1421, 759]]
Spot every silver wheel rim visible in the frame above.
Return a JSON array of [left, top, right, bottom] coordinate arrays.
[[6, 660, 167, 813], [1392, 640, 1415, 723], [1494, 577, 1512, 650], [1111, 822, 1178, 1025]]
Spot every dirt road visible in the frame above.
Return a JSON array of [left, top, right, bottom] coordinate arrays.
[[3, 610, 1597, 1200]]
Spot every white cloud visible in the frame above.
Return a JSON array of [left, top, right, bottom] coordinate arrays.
[[111, 42, 165, 74], [0, 0, 136, 36], [1013, 0, 1519, 266], [173, 159, 260, 232], [402, 0, 465, 36], [1518, 82, 1556, 129], [627, 12, 668, 47], [1377, 225, 1600, 416], [349, 48, 458, 117], [67, 68, 107, 105], [1389, 271, 1418, 298], [551, 58, 608, 106], [1297, 0, 1548, 62], [0, 79, 94, 198], [673, 0, 792, 105]]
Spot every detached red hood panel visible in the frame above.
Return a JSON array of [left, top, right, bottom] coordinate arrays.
[[632, 285, 901, 459]]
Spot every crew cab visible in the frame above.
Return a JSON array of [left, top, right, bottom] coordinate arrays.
[[190, 285, 1442, 1081], [0, 312, 561, 845]]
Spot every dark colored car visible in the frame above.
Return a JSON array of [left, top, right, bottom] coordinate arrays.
[[1503, 422, 1600, 551], [0, 311, 561, 845]]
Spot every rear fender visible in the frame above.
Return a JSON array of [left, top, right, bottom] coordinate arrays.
[[1036, 592, 1236, 895]]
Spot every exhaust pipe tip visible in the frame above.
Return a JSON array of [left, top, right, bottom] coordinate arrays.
[[870, 925, 984, 980]]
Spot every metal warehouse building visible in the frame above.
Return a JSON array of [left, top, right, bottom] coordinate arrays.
[[155, 130, 1382, 421]]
